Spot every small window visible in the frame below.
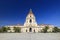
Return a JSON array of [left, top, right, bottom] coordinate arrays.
[[26, 30, 27, 32], [30, 16, 31, 17]]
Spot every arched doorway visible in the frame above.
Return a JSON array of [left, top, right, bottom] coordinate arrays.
[[29, 28, 32, 32], [26, 29, 27, 32], [34, 29, 35, 33]]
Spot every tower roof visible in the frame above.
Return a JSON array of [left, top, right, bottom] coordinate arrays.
[[28, 9, 34, 16]]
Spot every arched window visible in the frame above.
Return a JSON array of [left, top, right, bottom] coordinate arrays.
[[30, 19, 32, 23]]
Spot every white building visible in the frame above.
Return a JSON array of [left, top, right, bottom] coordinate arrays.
[[5, 9, 54, 33]]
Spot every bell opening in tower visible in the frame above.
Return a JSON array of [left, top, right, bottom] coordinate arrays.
[[30, 19, 32, 23]]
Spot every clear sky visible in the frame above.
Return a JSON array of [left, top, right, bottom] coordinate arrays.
[[0, 0, 60, 26]]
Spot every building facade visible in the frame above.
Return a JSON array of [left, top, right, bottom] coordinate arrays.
[[5, 9, 54, 33]]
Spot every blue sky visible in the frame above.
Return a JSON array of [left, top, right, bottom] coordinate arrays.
[[0, 0, 60, 26]]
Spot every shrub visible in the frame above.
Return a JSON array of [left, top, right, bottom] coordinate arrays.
[[13, 27, 21, 33], [42, 26, 49, 33]]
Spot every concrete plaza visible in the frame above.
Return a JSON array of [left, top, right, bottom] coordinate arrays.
[[0, 33, 60, 40]]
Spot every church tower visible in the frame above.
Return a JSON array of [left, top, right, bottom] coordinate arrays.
[[24, 9, 37, 27]]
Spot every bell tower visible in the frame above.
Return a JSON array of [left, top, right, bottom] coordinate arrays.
[[24, 9, 37, 27]]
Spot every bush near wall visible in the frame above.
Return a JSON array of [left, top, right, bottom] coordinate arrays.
[[52, 27, 60, 33], [13, 27, 21, 33]]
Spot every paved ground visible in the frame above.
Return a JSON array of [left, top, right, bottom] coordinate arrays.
[[0, 33, 60, 40]]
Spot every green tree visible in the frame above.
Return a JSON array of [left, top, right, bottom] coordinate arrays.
[[7, 27, 10, 30], [42, 26, 49, 33], [2, 27, 7, 32], [13, 27, 21, 33], [0, 28, 3, 32], [58, 29, 60, 32], [53, 27, 59, 33]]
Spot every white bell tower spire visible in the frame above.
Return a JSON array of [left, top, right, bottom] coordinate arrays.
[[24, 9, 37, 27]]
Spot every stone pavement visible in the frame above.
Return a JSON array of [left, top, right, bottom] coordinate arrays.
[[0, 33, 60, 40]]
